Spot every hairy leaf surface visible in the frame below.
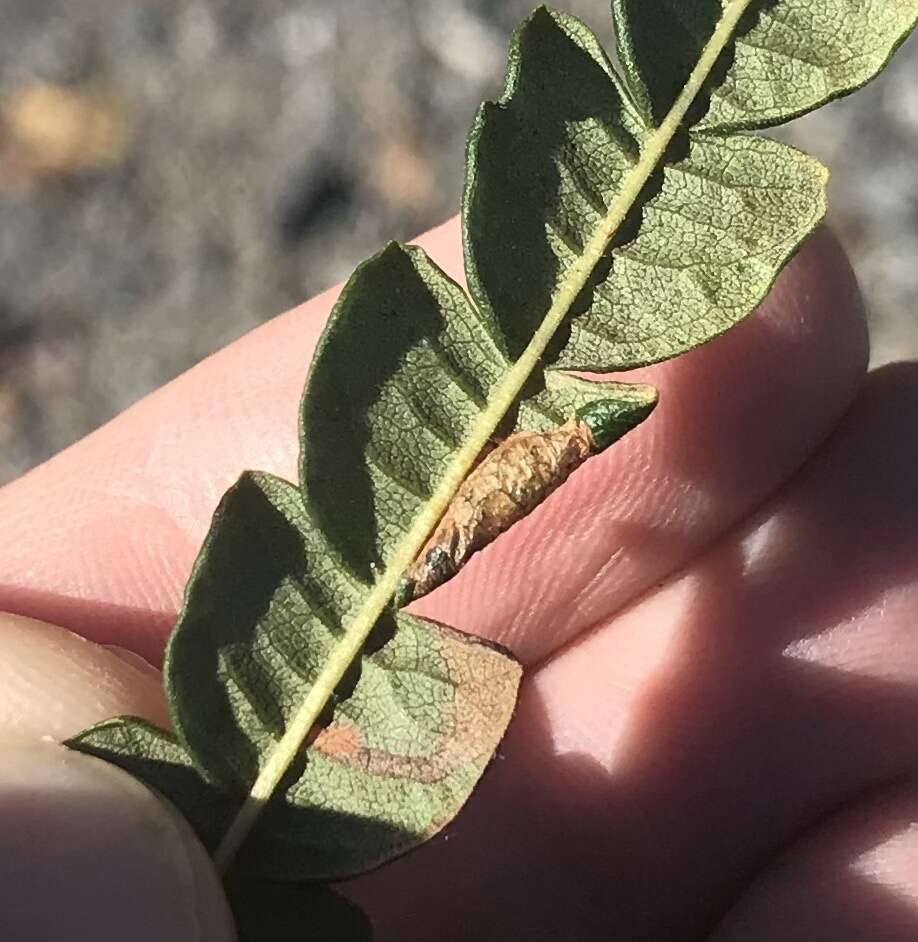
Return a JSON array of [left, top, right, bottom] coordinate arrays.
[[463, 7, 642, 359], [556, 133, 827, 369]]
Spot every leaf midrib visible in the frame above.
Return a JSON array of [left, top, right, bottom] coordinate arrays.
[[212, 0, 755, 874]]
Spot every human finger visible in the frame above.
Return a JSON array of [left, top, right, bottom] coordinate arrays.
[[0, 223, 867, 668], [346, 362, 918, 939], [0, 614, 232, 941], [0, 613, 167, 744], [711, 780, 918, 941], [0, 742, 235, 942]]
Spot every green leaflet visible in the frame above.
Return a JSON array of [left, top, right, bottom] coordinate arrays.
[[612, 0, 918, 131], [555, 132, 827, 369], [463, 8, 643, 360], [702, 0, 918, 130], [302, 243, 509, 580], [67, 718, 234, 855], [66, 1, 916, 931], [160, 471, 521, 880]]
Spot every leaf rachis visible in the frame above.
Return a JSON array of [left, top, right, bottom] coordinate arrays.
[[212, 0, 757, 873]]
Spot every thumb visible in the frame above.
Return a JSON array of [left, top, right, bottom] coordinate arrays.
[[0, 615, 235, 942]]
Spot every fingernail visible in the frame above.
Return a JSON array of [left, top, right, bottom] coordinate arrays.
[[0, 613, 169, 743], [0, 741, 235, 941]]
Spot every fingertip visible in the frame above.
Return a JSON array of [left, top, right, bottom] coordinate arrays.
[[713, 781, 918, 941], [0, 742, 235, 941], [0, 221, 869, 666], [417, 225, 870, 661], [761, 224, 869, 398], [0, 613, 169, 743]]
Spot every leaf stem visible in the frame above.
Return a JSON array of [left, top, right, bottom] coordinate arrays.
[[212, 0, 754, 875]]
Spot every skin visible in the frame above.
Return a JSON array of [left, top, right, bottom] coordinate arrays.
[[2, 217, 917, 940]]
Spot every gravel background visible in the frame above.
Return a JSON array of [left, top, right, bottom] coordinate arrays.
[[1, 1, 917, 485]]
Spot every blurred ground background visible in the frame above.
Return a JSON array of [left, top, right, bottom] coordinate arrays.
[[1, 0, 916, 485]]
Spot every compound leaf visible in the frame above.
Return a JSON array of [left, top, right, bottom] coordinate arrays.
[[66, 0, 917, 916]]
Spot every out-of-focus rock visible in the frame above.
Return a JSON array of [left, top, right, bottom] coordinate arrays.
[[0, 0, 916, 486], [1, 83, 129, 192], [369, 135, 436, 217]]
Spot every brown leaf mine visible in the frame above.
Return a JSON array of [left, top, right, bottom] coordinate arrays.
[[398, 419, 594, 603]]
